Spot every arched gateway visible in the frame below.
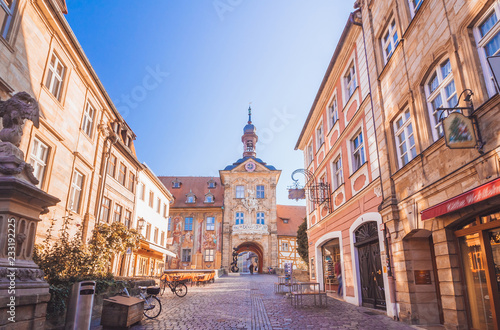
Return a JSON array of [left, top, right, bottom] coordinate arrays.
[[220, 107, 281, 273]]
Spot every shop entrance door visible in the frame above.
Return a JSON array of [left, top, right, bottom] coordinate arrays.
[[355, 222, 386, 310]]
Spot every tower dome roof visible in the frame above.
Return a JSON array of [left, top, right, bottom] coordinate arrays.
[[244, 123, 255, 133]]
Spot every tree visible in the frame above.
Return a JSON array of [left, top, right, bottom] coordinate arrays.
[[296, 218, 309, 267]]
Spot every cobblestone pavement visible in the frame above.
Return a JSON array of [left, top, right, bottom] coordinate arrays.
[[96, 275, 417, 329]]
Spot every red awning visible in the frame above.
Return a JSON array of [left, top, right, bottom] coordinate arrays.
[[421, 177, 500, 221]]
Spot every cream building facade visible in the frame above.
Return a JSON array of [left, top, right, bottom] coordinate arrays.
[[220, 109, 281, 273]]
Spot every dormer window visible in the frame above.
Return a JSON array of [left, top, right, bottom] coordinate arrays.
[[208, 179, 216, 189], [205, 192, 214, 203], [172, 178, 181, 188], [186, 190, 196, 203], [283, 218, 289, 224]]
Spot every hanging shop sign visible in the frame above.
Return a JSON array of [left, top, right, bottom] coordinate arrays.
[[421, 177, 500, 220], [443, 112, 477, 149], [288, 188, 306, 200]]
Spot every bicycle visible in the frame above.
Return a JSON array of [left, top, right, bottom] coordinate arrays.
[[159, 275, 188, 297], [117, 281, 162, 319]]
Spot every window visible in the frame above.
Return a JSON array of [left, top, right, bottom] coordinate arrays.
[[332, 154, 343, 190], [154, 227, 159, 244], [0, 0, 17, 40], [100, 197, 111, 223], [156, 197, 161, 213], [168, 217, 172, 231], [475, 4, 500, 97], [246, 140, 253, 152], [163, 203, 167, 218], [206, 217, 215, 231], [186, 195, 195, 203], [283, 219, 289, 224], [172, 179, 180, 188], [307, 142, 314, 165], [205, 194, 214, 203], [146, 223, 152, 240], [138, 183, 145, 201], [124, 210, 132, 229], [382, 18, 399, 63], [161, 231, 165, 246], [149, 191, 154, 208], [208, 180, 216, 188], [394, 109, 417, 167], [182, 249, 192, 262], [81, 102, 95, 137], [69, 170, 84, 212], [185, 217, 193, 231], [235, 212, 244, 225], [205, 249, 215, 262], [282, 242, 289, 251], [352, 131, 365, 172], [256, 185, 265, 198], [128, 172, 135, 192], [328, 95, 338, 129], [29, 138, 49, 188], [316, 122, 324, 150], [113, 204, 122, 223], [409, 0, 423, 18], [45, 53, 65, 100], [236, 185, 244, 198], [345, 62, 357, 100], [425, 58, 457, 140], [257, 212, 265, 225], [107, 154, 116, 177], [118, 163, 126, 186]]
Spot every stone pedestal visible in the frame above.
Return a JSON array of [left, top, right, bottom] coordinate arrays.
[[0, 143, 59, 329]]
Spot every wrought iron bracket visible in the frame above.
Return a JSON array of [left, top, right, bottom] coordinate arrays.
[[288, 168, 332, 212]]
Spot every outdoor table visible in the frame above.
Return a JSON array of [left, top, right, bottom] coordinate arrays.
[[274, 275, 294, 294]]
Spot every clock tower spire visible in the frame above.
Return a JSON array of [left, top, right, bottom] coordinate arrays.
[[242, 106, 258, 158]]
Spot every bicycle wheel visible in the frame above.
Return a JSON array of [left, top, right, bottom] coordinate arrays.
[[174, 282, 188, 297], [143, 295, 161, 319], [160, 280, 167, 296]]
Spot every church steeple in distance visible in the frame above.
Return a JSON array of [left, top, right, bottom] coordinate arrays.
[[242, 106, 258, 158]]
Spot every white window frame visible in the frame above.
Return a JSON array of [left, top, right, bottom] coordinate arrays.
[[206, 217, 215, 231], [327, 93, 338, 130], [205, 194, 213, 203], [236, 212, 244, 225], [474, 3, 500, 97], [45, 52, 66, 100], [81, 102, 95, 137], [236, 185, 245, 199], [424, 58, 457, 141], [69, 170, 84, 213], [100, 197, 111, 223], [256, 212, 265, 225], [393, 108, 417, 168], [186, 195, 195, 203], [316, 121, 324, 150], [409, 0, 423, 18], [156, 197, 161, 213], [332, 153, 343, 190], [307, 141, 314, 165], [182, 249, 192, 262], [205, 249, 215, 262], [256, 185, 265, 199], [29, 137, 49, 188], [184, 217, 193, 231], [282, 242, 289, 252], [138, 183, 145, 201], [344, 61, 357, 101], [113, 203, 122, 223], [351, 131, 366, 172], [381, 18, 399, 64]]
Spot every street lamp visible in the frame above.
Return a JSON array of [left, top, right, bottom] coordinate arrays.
[[137, 217, 146, 231]]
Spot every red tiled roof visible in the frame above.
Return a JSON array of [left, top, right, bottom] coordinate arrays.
[[158, 176, 223, 208], [276, 205, 306, 236]]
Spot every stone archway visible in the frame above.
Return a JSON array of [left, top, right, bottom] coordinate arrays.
[[235, 242, 264, 273]]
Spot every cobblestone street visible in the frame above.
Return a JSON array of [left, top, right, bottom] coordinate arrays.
[[105, 275, 416, 330]]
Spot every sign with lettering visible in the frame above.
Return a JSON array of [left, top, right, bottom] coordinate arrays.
[[421, 178, 500, 220], [414, 270, 432, 285]]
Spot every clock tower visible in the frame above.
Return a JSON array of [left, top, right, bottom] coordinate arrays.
[[219, 108, 281, 274]]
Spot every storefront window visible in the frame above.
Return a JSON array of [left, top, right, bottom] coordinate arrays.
[[489, 229, 500, 292], [322, 239, 340, 293]]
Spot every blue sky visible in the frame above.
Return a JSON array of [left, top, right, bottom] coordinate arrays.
[[66, 1, 355, 205]]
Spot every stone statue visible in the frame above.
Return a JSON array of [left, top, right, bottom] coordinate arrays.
[[0, 92, 40, 185], [0, 92, 39, 146]]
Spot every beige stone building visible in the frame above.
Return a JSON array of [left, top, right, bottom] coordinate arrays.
[[0, 0, 143, 251], [357, 0, 500, 328], [220, 109, 281, 273]]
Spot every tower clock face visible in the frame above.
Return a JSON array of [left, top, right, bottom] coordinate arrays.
[[245, 161, 256, 172]]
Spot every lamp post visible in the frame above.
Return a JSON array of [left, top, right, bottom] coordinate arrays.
[[137, 217, 146, 231]]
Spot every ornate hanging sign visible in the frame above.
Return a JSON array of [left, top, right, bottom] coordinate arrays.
[[442, 112, 476, 149]]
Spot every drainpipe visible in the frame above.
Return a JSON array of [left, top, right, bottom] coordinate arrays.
[[352, 8, 398, 320]]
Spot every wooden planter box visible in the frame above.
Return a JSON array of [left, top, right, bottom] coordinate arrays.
[[101, 296, 144, 328]]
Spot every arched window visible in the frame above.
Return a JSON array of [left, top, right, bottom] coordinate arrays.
[[424, 58, 457, 141]]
